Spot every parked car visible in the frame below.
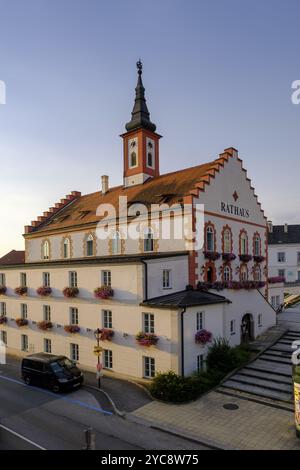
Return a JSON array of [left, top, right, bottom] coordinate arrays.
[[21, 353, 84, 392]]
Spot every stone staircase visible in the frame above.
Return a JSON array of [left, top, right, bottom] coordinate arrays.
[[218, 330, 300, 404]]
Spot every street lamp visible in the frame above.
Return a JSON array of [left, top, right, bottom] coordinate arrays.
[[94, 328, 103, 389]]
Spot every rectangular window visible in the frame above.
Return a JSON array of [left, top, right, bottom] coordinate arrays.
[[0, 302, 6, 316], [278, 269, 285, 278], [102, 270, 111, 287], [20, 273, 27, 287], [298, 271, 300, 282], [43, 305, 51, 322], [196, 311, 205, 331], [70, 307, 79, 325], [21, 334, 28, 352], [277, 252, 286, 263], [0, 273, 6, 286], [230, 319, 236, 335], [21, 304, 28, 319], [298, 253, 300, 265], [70, 343, 79, 362], [258, 314, 263, 327], [103, 310, 112, 329], [43, 272, 50, 287], [197, 354, 205, 373], [143, 313, 155, 334], [103, 349, 113, 369], [162, 269, 172, 289], [86, 239, 94, 257], [44, 338, 52, 354], [1, 331, 7, 345], [276, 295, 280, 308], [271, 296, 276, 308], [144, 356, 155, 378], [69, 271, 77, 288]]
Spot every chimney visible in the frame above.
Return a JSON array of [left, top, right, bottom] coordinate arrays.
[[101, 175, 109, 194], [284, 223, 288, 233], [267, 220, 273, 233]]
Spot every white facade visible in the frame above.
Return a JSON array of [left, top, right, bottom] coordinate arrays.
[[268, 243, 300, 283]]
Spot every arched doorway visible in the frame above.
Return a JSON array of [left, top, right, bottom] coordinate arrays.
[[207, 267, 213, 283], [241, 313, 254, 343]]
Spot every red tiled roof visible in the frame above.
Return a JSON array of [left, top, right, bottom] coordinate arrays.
[[0, 250, 25, 265]]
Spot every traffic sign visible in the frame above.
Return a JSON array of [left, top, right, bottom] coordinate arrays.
[[94, 346, 103, 354]]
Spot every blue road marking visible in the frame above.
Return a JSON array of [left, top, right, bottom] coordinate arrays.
[[0, 374, 113, 415]]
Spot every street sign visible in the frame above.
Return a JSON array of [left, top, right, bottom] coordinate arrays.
[[94, 351, 102, 357], [94, 346, 103, 354]]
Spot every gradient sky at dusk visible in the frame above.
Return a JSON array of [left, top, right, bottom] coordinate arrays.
[[0, 0, 299, 256]]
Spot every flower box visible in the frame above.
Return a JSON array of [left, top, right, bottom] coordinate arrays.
[[64, 324, 80, 334], [63, 287, 79, 298], [36, 286, 52, 297], [0, 316, 7, 325], [268, 276, 285, 284], [136, 332, 159, 347], [0, 286, 7, 295], [98, 328, 114, 341], [222, 253, 236, 262], [203, 251, 220, 261], [197, 280, 266, 291], [15, 318, 28, 327], [195, 329, 212, 345], [239, 254, 252, 263], [37, 320, 53, 331], [15, 286, 27, 296], [253, 255, 265, 263], [94, 286, 114, 300]]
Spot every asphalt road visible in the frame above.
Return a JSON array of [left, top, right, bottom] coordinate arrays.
[[0, 362, 207, 451]]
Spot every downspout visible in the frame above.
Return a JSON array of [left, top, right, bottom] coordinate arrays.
[[141, 260, 148, 301], [180, 307, 187, 377]]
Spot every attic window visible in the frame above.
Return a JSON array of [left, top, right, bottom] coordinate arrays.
[[50, 215, 70, 224], [77, 211, 91, 220]]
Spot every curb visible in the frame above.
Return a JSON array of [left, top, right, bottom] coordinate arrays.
[[84, 384, 126, 417]]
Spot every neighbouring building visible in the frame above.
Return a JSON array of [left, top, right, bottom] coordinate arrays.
[[0, 62, 276, 381], [268, 222, 300, 298]]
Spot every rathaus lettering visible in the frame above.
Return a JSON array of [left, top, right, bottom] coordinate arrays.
[[221, 202, 250, 218]]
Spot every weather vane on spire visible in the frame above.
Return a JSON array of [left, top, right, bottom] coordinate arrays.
[[136, 58, 142, 74]]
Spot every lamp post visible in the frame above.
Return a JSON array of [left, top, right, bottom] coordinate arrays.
[[94, 328, 103, 389]]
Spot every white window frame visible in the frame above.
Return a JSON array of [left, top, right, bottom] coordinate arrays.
[[86, 234, 94, 257], [143, 312, 155, 334], [206, 226, 214, 252], [277, 252, 286, 263], [143, 356, 155, 379], [230, 319, 236, 335], [128, 138, 138, 169], [43, 305, 51, 322], [70, 307, 79, 325], [63, 238, 71, 259], [42, 240, 50, 260], [69, 271, 78, 288], [21, 334, 28, 352], [21, 304, 28, 320], [112, 231, 121, 255], [1, 330, 7, 345], [162, 269, 172, 289], [103, 349, 113, 369], [0, 273, 6, 286], [43, 272, 50, 287], [102, 270, 111, 287], [197, 354, 205, 373], [223, 229, 231, 254], [103, 310, 112, 329], [20, 273, 27, 288], [144, 228, 154, 252], [258, 314, 263, 327], [70, 343, 79, 362], [0, 302, 6, 316], [223, 266, 231, 282], [44, 338, 52, 354], [196, 311, 205, 331]]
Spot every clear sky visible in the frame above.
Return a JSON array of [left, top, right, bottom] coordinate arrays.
[[0, 0, 299, 256]]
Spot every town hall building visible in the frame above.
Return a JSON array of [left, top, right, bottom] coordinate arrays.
[[0, 62, 276, 381]]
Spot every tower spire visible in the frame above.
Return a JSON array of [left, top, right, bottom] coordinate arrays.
[[125, 60, 156, 133]]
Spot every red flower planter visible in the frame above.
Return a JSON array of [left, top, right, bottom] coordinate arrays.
[[195, 329, 212, 345], [64, 324, 80, 334], [37, 320, 53, 331], [239, 254, 252, 262], [136, 332, 159, 347], [203, 251, 220, 261], [222, 253, 236, 261], [94, 286, 114, 300], [36, 286, 52, 297], [253, 255, 265, 263], [268, 276, 285, 283], [97, 328, 114, 341], [15, 287, 27, 296], [0, 286, 7, 295], [15, 318, 28, 327], [63, 287, 79, 298]]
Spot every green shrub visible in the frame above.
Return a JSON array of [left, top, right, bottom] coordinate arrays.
[[206, 337, 251, 374], [149, 371, 201, 402]]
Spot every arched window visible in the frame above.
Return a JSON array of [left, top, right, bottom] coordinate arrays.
[[86, 234, 94, 257], [206, 226, 215, 252], [112, 231, 121, 255], [130, 151, 137, 167], [223, 265, 231, 282], [253, 234, 261, 256], [63, 237, 71, 259], [42, 240, 50, 260], [223, 228, 232, 254], [147, 152, 153, 167], [144, 227, 154, 252], [254, 265, 261, 281], [240, 265, 248, 281], [240, 231, 248, 255]]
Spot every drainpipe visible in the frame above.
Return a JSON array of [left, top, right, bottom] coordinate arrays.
[[141, 260, 148, 300], [180, 307, 187, 377]]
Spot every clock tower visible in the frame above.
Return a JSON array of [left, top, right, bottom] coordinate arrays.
[[122, 60, 161, 187]]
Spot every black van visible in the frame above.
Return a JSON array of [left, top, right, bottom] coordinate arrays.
[[21, 353, 84, 392]]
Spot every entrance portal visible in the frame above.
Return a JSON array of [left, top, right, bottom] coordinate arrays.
[[241, 313, 254, 343]]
